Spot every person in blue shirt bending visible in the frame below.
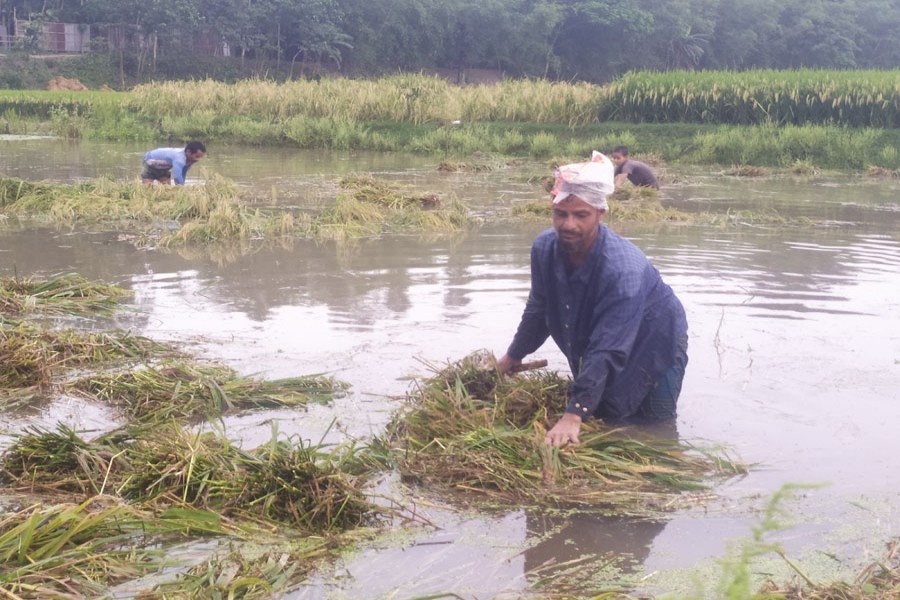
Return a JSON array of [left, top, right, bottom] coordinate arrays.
[[496, 152, 688, 447], [141, 141, 206, 185]]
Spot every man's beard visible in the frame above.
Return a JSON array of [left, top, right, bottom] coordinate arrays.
[[559, 238, 581, 255]]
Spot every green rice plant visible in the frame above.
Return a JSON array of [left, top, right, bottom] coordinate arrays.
[[0, 500, 168, 597], [496, 129, 529, 155], [529, 132, 560, 158], [0, 272, 130, 316], [384, 352, 744, 512], [49, 104, 89, 139], [687, 124, 887, 169], [67, 361, 346, 420], [877, 144, 899, 168], [600, 69, 900, 128]]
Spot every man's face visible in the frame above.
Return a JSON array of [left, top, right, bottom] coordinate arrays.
[[611, 152, 627, 167], [552, 196, 603, 256], [186, 149, 206, 164]]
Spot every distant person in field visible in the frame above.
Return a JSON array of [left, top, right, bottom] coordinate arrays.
[[610, 145, 659, 190], [141, 141, 206, 186]]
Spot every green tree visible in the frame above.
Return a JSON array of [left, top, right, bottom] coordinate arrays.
[[773, 0, 861, 68]]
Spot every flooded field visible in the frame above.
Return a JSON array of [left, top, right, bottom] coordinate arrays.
[[2, 138, 899, 597]]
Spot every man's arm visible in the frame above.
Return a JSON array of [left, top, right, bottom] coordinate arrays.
[[172, 154, 188, 185], [614, 172, 629, 187], [503, 242, 551, 367]]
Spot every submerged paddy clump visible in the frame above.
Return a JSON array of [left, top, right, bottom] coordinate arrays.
[[510, 188, 691, 225], [312, 175, 474, 240], [0, 272, 130, 316], [1, 174, 475, 247], [0, 322, 176, 391], [384, 352, 743, 512], [1, 422, 379, 533], [67, 361, 346, 420]]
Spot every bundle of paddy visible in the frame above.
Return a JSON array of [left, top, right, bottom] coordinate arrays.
[[314, 175, 472, 239], [0, 321, 175, 390], [67, 361, 347, 420], [0, 423, 132, 495], [727, 164, 769, 177], [0, 272, 130, 316], [437, 160, 498, 173], [384, 352, 743, 512], [2, 421, 379, 532], [866, 165, 899, 178], [0, 500, 172, 598], [339, 175, 441, 210]]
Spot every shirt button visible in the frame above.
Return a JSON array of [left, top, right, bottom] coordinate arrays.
[[582, 407, 589, 413], [575, 403, 581, 408], [564, 324, 569, 329], [565, 304, 570, 309]]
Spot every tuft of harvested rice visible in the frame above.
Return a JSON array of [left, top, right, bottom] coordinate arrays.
[[384, 351, 745, 512]]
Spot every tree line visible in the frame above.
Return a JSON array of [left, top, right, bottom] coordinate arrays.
[[3, 0, 900, 82]]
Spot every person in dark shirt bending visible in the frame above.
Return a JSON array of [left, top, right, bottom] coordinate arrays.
[[496, 152, 687, 447], [611, 145, 659, 189]]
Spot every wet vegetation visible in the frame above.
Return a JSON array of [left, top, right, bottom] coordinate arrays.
[[0, 322, 175, 390], [0, 269, 891, 596], [5, 72, 900, 169], [2, 67, 896, 596], [383, 352, 745, 513], [0, 271, 382, 597], [0, 272, 130, 316], [0, 173, 474, 247]]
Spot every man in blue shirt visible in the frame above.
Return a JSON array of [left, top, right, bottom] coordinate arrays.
[[497, 152, 688, 447], [141, 141, 206, 185]]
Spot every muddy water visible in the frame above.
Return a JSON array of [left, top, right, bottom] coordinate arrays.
[[2, 139, 899, 597]]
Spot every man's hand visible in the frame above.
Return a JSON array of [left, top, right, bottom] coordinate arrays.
[[545, 412, 582, 447], [495, 354, 522, 376]]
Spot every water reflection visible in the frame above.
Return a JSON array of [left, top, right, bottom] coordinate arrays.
[[524, 512, 668, 586]]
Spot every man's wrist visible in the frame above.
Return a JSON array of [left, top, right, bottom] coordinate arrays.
[[560, 411, 583, 423]]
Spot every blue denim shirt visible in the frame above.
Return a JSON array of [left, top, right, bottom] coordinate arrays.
[[507, 225, 688, 420]]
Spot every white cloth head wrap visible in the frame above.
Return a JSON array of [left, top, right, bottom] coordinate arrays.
[[551, 151, 615, 211]]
